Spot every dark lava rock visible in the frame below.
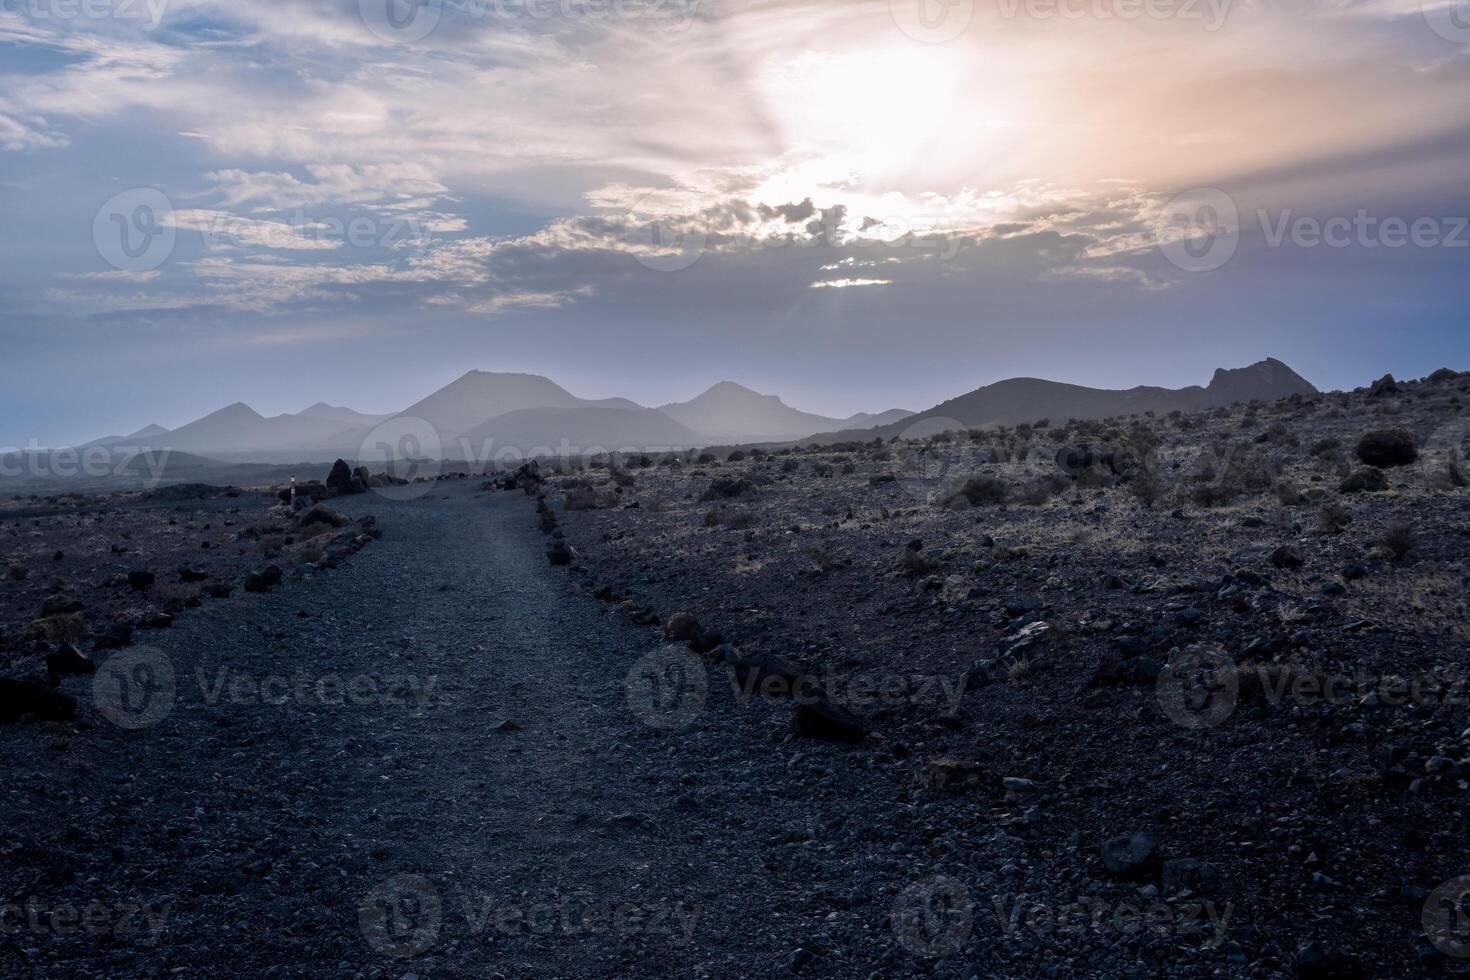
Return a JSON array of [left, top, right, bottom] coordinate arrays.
[[243, 565, 284, 593], [1321, 581, 1346, 597], [300, 505, 351, 529], [1339, 468, 1389, 494], [1342, 562, 1368, 581], [0, 678, 76, 723], [1271, 545, 1306, 569], [93, 622, 134, 651], [1101, 831, 1160, 878], [664, 612, 701, 642], [127, 569, 156, 592], [178, 565, 209, 583], [546, 542, 572, 566], [1294, 941, 1364, 979], [700, 477, 756, 501], [326, 459, 364, 496], [690, 627, 723, 656], [1355, 428, 1418, 468], [205, 582, 235, 599], [728, 650, 811, 691], [46, 643, 96, 678], [40, 594, 84, 617], [1367, 373, 1399, 398], [792, 697, 867, 744]]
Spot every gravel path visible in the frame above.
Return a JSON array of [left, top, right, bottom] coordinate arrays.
[[2, 483, 1256, 978]]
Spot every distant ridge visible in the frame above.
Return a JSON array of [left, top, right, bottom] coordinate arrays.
[[804, 358, 1319, 444], [51, 358, 1317, 464]]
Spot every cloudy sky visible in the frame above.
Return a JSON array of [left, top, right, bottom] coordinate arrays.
[[2, 0, 1468, 446]]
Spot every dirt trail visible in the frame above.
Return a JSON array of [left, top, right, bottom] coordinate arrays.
[[7, 485, 1017, 978]]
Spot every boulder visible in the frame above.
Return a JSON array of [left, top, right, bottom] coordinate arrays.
[[1271, 545, 1306, 569], [178, 565, 209, 583], [40, 594, 84, 617], [1355, 428, 1418, 468], [546, 541, 572, 566], [792, 697, 867, 743], [127, 569, 155, 592], [1367, 373, 1399, 398], [1293, 942, 1364, 980], [93, 622, 133, 651], [243, 565, 283, 593], [300, 505, 351, 529], [1101, 831, 1160, 878], [326, 459, 363, 496], [1338, 468, 1389, 494], [46, 643, 96, 679], [663, 612, 701, 642], [0, 678, 76, 723]]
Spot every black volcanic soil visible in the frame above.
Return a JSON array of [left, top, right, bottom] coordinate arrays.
[[528, 370, 1470, 978], [0, 485, 382, 685], [4, 371, 1469, 978]]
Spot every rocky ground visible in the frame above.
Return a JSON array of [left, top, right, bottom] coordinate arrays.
[[3, 371, 1469, 978], [0, 481, 383, 706], [516, 368, 1470, 978]]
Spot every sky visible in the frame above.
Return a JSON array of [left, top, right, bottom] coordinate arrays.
[[1, 0, 1468, 447]]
